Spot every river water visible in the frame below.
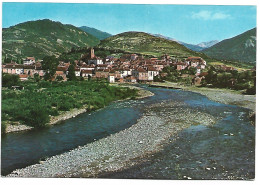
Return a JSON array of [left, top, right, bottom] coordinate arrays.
[[1, 86, 255, 179]]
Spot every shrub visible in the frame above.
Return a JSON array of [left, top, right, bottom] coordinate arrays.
[[24, 106, 50, 128], [1, 122, 7, 135], [58, 101, 73, 111], [56, 76, 64, 81], [246, 86, 256, 95], [2, 73, 20, 88], [38, 81, 51, 88]]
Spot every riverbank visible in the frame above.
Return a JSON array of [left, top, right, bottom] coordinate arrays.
[[110, 83, 155, 99], [150, 82, 256, 112], [5, 84, 154, 134], [7, 100, 216, 177]]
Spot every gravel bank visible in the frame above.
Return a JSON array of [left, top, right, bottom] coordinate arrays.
[[184, 87, 256, 112], [150, 82, 256, 111], [7, 100, 216, 178], [5, 86, 153, 134], [5, 106, 89, 134]]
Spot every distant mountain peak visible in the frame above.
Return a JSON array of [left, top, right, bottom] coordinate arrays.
[[203, 28, 256, 63], [197, 40, 219, 48], [152, 33, 218, 51]]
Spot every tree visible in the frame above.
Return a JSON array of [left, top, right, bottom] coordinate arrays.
[[2, 73, 20, 88], [56, 76, 64, 81], [42, 56, 59, 81], [34, 73, 40, 82], [67, 64, 76, 81], [3, 56, 11, 64], [188, 67, 197, 75], [205, 66, 217, 85]]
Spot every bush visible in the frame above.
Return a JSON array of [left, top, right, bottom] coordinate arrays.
[[2, 73, 20, 88], [56, 76, 64, 81], [38, 81, 51, 88], [1, 122, 7, 135], [2, 80, 138, 129], [34, 73, 40, 82], [58, 101, 73, 111], [246, 86, 256, 95], [24, 105, 50, 128]]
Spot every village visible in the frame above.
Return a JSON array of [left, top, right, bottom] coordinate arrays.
[[2, 48, 238, 85]]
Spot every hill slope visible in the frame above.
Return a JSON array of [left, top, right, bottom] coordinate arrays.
[[79, 26, 112, 40], [98, 31, 205, 58], [2, 19, 100, 60], [203, 28, 256, 63], [152, 34, 218, 51]]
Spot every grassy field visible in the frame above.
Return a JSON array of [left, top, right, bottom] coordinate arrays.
[[1, 80, 138, 134], [208, 60, 254, 71]]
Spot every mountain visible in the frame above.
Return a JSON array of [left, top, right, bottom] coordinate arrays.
[[179, 41, 205, 52], [79, 26, 112, 40], [98, 31, 205, 58], [197, 40, 219, 48], [2, 19, 100, 60], [203, 28, 256, 63], [152, 33, 203, 51], [152, 34, 218, 51]]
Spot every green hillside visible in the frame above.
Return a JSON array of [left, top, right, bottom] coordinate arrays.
[[203, 28, 256, 63], [79, 26, 112, 40], [2, 19, 100, 60], [97, 31, 206, 58]]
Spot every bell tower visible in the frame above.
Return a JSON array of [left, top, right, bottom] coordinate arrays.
[[90, 48, 95, 59]]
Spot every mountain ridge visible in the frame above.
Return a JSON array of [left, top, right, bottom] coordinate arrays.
[[202, 28, 256, 63], [97, 31, 206, 58], [2, 19, 100, 60], [79, 26, 112, 40], [152, 33, 218, 51]]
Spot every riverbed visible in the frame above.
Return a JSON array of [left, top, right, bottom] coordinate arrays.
[[2, 85, 255, 179]]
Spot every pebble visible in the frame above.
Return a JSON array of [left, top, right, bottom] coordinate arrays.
[[6, 100, 218, 178]]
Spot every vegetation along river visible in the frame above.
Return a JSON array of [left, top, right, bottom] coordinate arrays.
[[1, 86, 255, 179]]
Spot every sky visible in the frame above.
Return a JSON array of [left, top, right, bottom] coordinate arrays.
[[2, 2, 257, 44]]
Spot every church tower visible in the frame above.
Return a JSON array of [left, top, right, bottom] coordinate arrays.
[[90, 48, 95, 59]]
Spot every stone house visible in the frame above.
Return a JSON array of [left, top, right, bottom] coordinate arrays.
[[147, 67, 159, 81], [81, 70, 93, 77], [132, 68, 148, 81]]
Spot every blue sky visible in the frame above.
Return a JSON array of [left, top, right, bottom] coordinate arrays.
[[2, 3, 256, 44]]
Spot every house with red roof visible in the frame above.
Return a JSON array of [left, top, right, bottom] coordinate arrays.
[[19, 74, 29, 81], [2, 64, 24, 74], [176, 62, 188, 70], [147, 66, 159, 81], [81, 70, 93, 78], [125, 76, 137, 83]]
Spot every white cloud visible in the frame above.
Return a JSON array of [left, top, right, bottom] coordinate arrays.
[[191, 10, 231, 20]]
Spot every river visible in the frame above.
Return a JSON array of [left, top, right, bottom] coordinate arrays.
[[1, 86, 255, 179]]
